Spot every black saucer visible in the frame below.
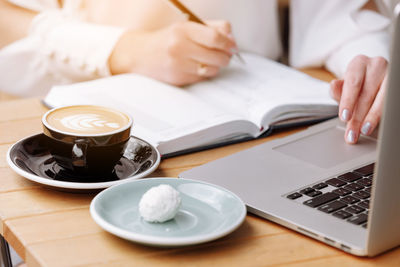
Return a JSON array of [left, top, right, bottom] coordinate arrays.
[[7, 134, 160, 190]]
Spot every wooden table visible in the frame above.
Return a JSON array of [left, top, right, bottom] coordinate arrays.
[[1, 69, 399, 267]]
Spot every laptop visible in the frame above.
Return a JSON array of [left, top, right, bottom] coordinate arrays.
[[179, 5, 400, 256]]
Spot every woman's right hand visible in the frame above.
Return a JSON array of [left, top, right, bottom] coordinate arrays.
[[330, 55, 388, 144], [109, 20, 237, 86]]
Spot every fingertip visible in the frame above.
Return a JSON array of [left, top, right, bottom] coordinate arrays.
[[361, 121, 372, 135], [345, 129, 358, 144], [340, 108, 351, 122]]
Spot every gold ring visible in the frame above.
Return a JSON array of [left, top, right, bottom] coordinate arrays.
[[197, 63, 208, 76]]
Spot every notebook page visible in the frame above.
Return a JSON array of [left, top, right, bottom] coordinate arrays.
[[44, 74, 247, 146], [187, 53, 337, 127]]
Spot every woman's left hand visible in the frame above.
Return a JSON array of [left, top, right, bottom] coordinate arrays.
[[330, 55, 388, 144]]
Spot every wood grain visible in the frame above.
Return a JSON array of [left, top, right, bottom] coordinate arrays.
[[24, 215, 341, 267], [0, 98, 47, 122], [0, 117, 42, 145], [0, 144, 12, 168], [5, 208, 101, 258], [0, 92, 19, 102], [0, 167, 38, 193], [0, 69, 399, 266]]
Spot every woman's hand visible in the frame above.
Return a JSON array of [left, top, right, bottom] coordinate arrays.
[[109, 20, 236, 86], [330, 55, 388, 144]]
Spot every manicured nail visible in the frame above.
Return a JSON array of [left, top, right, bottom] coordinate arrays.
[[341, 109, 350, 122], [361, 122, 371, 135], [347, 130, 355, 143]]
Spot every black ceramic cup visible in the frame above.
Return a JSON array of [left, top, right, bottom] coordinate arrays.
[[42, 105, 133, 175]]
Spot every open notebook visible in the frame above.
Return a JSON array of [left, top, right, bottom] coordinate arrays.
[[44, 53, 338, 157]]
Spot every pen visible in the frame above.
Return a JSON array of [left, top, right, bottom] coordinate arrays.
[[167, 0, 246, 64]]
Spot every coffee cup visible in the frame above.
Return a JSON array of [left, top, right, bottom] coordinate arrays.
[[42, 105, 132, 175]]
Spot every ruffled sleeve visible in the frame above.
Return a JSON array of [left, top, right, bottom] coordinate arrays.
[[0, 6, 125, 96]]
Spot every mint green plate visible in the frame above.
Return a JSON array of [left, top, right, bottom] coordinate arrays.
[[90, 178, 246, 247]]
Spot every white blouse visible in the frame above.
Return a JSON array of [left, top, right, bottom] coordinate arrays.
[[0, 0, 393, 96]]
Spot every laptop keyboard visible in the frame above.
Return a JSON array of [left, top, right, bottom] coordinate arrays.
[[286, 163, 375, 228]]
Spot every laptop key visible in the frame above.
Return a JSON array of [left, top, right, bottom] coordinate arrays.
[[306, 190, 322, 197], [354, 163, 375, 176], [332, 210, 352, 219], [337, 172, 362, 182], [332, 188, 351, 196], [358, 200, 370, 209], [345, 205, 365, 214], [326, 178, 346, 187], [303, 192, 339, 208], [299, 187, 314, 195], [364, 187, 372, 193], [352, 191, 370, 199], [347, 213, 368, 225], [312, 183, 328, 190], [287, 192, 302, 200], [318, 200, 347, 213], [344, 183, 364, 192], [357, 178, 372, 187], [341, 195, 360, 204]]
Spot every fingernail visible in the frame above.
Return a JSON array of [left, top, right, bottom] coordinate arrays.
[[361, 122, 371, 135], [347, 130, 355, 143], [341, 109, 350, 122]]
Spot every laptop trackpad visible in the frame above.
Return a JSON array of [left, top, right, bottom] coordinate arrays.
[[273, 126, 376, 169]]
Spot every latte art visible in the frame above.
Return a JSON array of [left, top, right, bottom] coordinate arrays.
[[45, 106, 131, 134], [59, 114, 121, 132]]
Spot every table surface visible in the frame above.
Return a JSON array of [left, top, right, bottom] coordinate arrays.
[[1, 69, 399, 267]]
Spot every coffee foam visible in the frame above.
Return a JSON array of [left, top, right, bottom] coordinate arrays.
[[46, 106, 131, 134]]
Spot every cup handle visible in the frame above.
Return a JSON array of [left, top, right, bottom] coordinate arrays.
[[72, 139, 88, 167]]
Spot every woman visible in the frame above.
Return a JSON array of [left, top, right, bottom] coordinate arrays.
[[0, 0, 393, 143]]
